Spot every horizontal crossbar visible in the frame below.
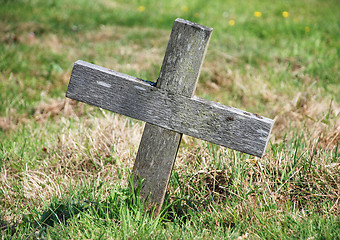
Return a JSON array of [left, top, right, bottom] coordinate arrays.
[[67, 60, 274, 157]]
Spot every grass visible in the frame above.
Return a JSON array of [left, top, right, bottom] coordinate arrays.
[[1, 0, 339, 239]]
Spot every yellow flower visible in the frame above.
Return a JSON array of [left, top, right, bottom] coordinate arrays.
[[282, 11, 289, 18], [138, 6, 146, 12], [194, 12, 200, 18], [181, 6, 189, 12], [305, 26, 310, 32], [254, 11, 262, 18], [228, 19, 235, 26]]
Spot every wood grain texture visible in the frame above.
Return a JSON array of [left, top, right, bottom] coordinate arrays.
[[133, 124, 182, 207], [132, 19, 213, 215], [66, 60, 273, 158], [66, 19, 274, 217], [156, 18, 213, 97]]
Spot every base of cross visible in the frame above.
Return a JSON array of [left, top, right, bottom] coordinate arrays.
[[66, 18, 274, 217], [133, 123, 182, 216]]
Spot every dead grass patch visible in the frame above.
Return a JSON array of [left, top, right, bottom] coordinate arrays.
[[1, 110, 144, 221], [272, 86, 339, 150], [0, 116, 15, 132], [32, 98, 144, 179], [2, 94, 338, 222], [172, 126, 339, 215], [0, 98, 84, 132], [33, 98, 85, 122], [201, 57, 339, 151], [175, 146, 339, 215], [55, 111, 142, 172]]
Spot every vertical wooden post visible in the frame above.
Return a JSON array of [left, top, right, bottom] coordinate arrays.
[[133, 18, 213, 216]]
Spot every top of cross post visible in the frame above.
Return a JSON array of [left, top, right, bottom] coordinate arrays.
[[156, 18, 213, 97], [175, 18, 213, 32]]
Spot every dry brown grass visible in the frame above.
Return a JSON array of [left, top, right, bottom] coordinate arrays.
[[172, 139, 339, 215], [201, 54, 339, 151], [1, 95, 338, 225], [7, 16, 338, 152], [272, 84, 339, 150], [1, 19, 339, 228], [2, 51, 338, 222], [1, 99, 144, 221]]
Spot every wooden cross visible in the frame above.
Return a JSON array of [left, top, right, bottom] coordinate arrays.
[[66, 18, 274, 216]]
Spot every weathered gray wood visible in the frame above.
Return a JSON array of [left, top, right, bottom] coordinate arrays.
[[156, 18, 213, 97], [133, 125, 182, 211], [133, 19, 213, 215], [67, 60, 273, 158], [66, 18, 274, 217]]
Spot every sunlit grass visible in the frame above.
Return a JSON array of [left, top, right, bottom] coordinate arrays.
[[1, 0, 339, 238]]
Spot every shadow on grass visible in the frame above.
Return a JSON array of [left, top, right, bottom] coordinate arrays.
[[1, 200, 91, 238], [2, 180, 216, 238], [1, 169, 239, 239]]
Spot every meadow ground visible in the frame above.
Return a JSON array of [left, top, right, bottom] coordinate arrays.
[[0, 0, 339, 239]]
